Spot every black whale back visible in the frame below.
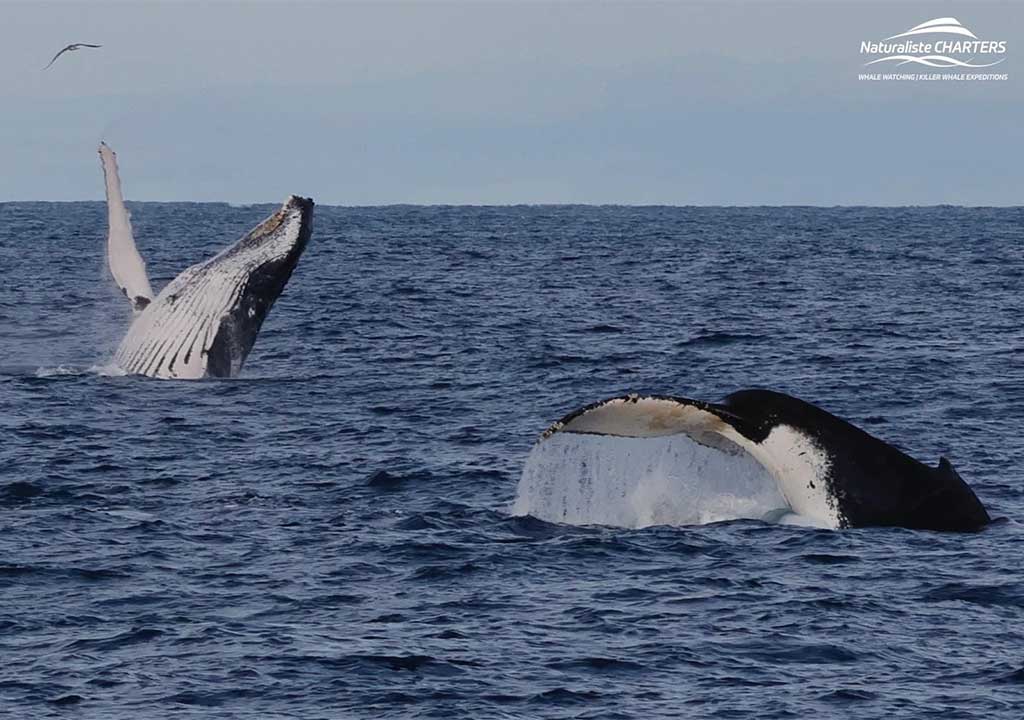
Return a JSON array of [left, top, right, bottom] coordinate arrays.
[[717, 389, 990, 532], [206, 198, 314, 378]]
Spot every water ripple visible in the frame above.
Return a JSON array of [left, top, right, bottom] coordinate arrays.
[[1, 204, 1022, 718]]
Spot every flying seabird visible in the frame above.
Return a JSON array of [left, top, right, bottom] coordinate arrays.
[[43, 43, 102, 70]]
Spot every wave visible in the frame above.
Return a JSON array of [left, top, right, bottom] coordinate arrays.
[[885, 17, 978, 41]]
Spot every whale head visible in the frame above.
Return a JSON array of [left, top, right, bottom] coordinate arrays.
[[218, 195, 314, 282], [200, 195, 314, 377], [113, 195, 315, 379]]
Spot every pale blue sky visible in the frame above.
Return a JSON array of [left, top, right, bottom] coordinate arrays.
[[2, 1, 1021, 204]]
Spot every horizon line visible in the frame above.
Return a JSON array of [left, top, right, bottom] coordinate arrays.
[[1, 200, 1021, 209]]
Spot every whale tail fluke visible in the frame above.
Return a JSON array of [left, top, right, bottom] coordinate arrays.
[[520, 390, 992, 532]]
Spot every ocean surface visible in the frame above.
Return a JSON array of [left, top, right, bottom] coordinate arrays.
[[1, 203, 1023, 718]]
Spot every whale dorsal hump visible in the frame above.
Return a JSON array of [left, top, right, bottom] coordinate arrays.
[[904, 456, 990, 531], [99, 142, 154, 312]]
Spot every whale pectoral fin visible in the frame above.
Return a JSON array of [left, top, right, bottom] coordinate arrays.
[[99, 143, 155, 312]]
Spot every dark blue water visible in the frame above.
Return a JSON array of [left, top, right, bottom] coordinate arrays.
[[2, 203, 1023, 718]]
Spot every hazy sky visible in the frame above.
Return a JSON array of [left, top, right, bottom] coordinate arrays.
[[2, 1, 1022, 204]]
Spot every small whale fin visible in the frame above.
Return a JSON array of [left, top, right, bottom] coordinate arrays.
[[99, 142, 154, 313], [899, 456, 990, 531], [936, 456, 962, 480]]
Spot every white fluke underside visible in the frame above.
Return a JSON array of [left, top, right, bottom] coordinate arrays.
[[553, 396, 732, 438]]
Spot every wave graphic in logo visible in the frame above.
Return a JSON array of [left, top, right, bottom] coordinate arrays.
[[865, 55, 1004, 69], [884, 17, 977, 41]]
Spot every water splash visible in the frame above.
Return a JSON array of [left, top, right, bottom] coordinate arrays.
[[33, 363, 125, 378], [94, 362, 126, 377], [513, 432, 790, 528], [33, 364, 89, 378]]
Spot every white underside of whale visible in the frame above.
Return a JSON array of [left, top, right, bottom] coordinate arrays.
[[737, 423, 839, 528], [113, 264, 231, 379]]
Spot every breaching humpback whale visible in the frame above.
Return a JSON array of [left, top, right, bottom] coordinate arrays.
[[529, 389, 990, 532], [100, 142, 313, 379]]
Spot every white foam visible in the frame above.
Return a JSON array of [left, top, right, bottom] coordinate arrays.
[[776, 512, 833, 529], [512, 432, 790, 528], [93, 363, 127, 377], [33, 363, 126, 378], [34, 365, 86, 378]]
